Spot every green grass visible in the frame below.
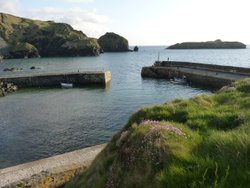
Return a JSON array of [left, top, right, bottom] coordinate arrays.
[[65, 78, 250, 188]]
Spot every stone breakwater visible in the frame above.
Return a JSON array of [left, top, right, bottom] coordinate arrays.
[[0, 82, 17, 97], [0, 71, 111, 88], [0, 144, 106, 188], [141, 61, 250, 88]]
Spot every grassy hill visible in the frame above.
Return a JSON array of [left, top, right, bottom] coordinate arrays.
[[66, 78, 250, 188], [0, 12, 100, 58]]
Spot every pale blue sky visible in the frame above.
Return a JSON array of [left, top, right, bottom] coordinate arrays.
[[0, 0, 249, 45]]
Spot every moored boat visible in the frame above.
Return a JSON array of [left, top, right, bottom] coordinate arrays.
[[61, 83, 73, 88]]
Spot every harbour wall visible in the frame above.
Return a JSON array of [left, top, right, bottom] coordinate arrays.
[[155, 61, 250, 75], [142, 61, 250, 88], [0, 71, 111, 88], [0, 144, 106, 188]]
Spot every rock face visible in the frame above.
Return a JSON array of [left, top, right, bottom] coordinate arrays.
[[0, 12, 101, 59], [0, 37, 9, 57], [98, 32, 129, 52], [167, 39, 246, 49]]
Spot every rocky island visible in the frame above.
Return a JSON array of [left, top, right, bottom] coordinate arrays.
[[98, 32, 129, 52], [0, 13, 130, 59], [167, 39, 246, 49]]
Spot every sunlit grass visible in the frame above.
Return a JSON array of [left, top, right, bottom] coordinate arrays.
[[66, 78, 250, 188]]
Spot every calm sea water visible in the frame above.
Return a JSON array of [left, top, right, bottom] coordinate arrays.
[[0, 46, 249, 168]]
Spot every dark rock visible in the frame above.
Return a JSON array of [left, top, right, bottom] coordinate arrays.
[[134, 46, 139, 52], [30, 66, 42, 70], [3, 67, 23, 72], [98, 32, 129, 52], [167, 39, 246, 49]]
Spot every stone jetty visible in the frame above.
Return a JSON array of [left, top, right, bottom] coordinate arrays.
[[0, 71, 111, 88], [0, 144, 106, 188], [141, 61, 250, 88]]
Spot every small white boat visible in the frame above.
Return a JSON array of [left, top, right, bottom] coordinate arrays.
[[61, 83, 73, 88], [170, 76, 187, 85]]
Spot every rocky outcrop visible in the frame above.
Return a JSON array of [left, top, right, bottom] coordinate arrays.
[[134, 46, 139, 52], [167, 39, 246, 49], [0, 12, 101, 59], [98, 32, 129, 52], [0, 82, 17, 96], [9, 42, 40, 58]]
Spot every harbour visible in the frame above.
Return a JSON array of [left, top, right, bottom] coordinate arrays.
[[0, 46, 248, 170]]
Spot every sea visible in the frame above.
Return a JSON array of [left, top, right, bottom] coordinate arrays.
[[0, 46, 249, 168]]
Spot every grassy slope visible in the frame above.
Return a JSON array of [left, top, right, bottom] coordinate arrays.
[[0, 12, 100, 57], [66, 78, 250, 188]]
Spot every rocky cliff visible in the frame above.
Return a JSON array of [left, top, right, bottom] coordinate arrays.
[[0, 13, 101, 58], [167, 39, 246, 49], [98, 32, 129, 52]]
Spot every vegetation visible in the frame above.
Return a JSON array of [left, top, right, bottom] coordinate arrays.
[[0, 12, 101, 58], [66, 78, 250, 188], [9, 42, 39, 58], [167, 39, 246, 49], [98, 32, 129, 52]]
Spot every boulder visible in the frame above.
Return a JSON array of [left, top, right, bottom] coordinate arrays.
[[98, 32, 129, 52], [30, 66, 42, 70], [134, 46, 139, 52]]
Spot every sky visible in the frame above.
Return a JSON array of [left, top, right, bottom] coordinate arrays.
[[0, 0, 249, 45]]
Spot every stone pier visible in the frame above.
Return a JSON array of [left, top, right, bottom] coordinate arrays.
[[0, 144, 106, 188], [0, 71, 111, 88], [141, 61, 250, 88]]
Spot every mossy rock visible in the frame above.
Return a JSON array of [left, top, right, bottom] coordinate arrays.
[[98, 32, 129, 52], [9, 42, 39, 58]]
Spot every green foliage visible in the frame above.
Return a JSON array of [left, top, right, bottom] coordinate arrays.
[[234, 78, 250, 93], [66, 78, 250, 188], [10, 42, 36, 52], [0, 12, 99, 58]]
